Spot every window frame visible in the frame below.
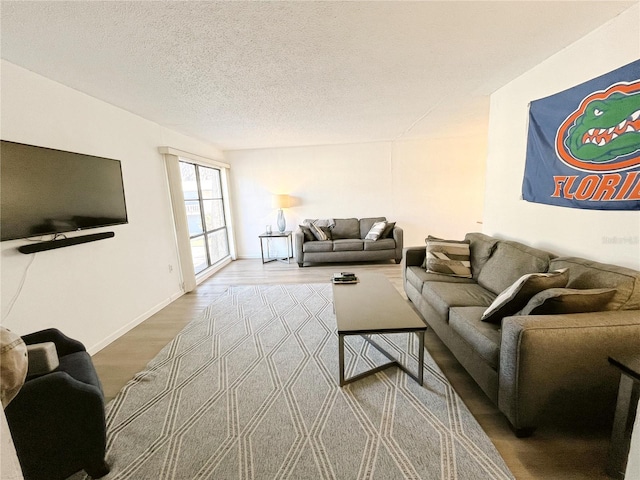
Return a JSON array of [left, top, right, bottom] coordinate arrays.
[[180, 161, 230, 275], [160, 147, 235, 292]]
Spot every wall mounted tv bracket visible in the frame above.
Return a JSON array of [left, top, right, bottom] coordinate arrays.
[[17, 232, 115, 254]]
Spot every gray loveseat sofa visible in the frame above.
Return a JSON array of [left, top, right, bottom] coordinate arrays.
[[295, 217, 403, 267], [403, 232, 640, 436]]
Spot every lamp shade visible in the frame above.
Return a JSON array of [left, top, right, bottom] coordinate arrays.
[[272, 194, 291, 209]]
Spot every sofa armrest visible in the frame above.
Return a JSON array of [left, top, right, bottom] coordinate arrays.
[[294, 227, 305, 266], [392, 227, 404, 262], [498, 310, 640, 432], [403, 246, 425, 268], [5, 371, 107, 475]]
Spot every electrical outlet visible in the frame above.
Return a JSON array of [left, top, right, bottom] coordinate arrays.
[[168, 264, 173, 273]]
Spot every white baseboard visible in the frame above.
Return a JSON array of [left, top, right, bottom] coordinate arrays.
[[87, 289, 185, 355]]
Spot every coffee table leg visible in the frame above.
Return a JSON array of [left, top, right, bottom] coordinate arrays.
[[338, 329, 427, 387], [338, 333, 345, 386]]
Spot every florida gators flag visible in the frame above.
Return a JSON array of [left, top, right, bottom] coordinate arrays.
[[523, 59, 640, 210]]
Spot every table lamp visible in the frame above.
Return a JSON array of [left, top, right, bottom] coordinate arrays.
[[272, 194, 291, 233]]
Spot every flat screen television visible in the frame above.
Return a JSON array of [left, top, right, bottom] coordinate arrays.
[[1, 140, 128, 241]]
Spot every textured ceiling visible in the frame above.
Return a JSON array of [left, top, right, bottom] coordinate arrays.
[[1, 1, 636, 151]]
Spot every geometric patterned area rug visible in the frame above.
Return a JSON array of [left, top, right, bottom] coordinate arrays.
[[71, 284, 514, 480]]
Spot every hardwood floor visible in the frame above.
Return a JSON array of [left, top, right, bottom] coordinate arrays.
[[91, 259, 614, 479]]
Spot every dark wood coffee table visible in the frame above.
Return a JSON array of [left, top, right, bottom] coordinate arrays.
[[332, 273, 427, 386]]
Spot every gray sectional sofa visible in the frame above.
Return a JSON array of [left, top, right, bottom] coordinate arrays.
[[294, 217, 403, 267], [403, 232, 640, 436]]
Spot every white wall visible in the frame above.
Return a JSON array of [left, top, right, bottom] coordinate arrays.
[[0, 61, 223, 353], [484, 4, 640, 269], [226, 129, 488, 258]]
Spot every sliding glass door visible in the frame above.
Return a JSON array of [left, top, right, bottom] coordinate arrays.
[[179, 161, 230, 274]]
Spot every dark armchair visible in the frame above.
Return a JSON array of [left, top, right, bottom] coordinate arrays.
[[4, 328, 109, 480]]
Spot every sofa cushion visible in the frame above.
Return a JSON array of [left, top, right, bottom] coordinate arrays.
[[333, 239, 364, 252], [450, 307, 501, 370], [359, 217, 386, 239], [550, 256, 640, 310], [364, 238, 395, 251], [477, 240, 554, 295], [405, 267, 475, 295], [422, 282, 496, 321], [464, 232, 499, 279], [517, 287, 617, 316], [365, 221, 387, 241], [425, 239, 472, 278], [331, 218, 360, 240], [303, 241, 333, 253], [481, 269, 570, 324]]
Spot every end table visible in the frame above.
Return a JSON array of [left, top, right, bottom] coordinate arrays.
[[259, 231, 293, 264], [607, 354, 640, 479]]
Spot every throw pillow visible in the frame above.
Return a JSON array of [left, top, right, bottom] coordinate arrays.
[[425, 239, 472, 278], [516, 287, 617, 316], [421, 235, 442, 268], [318, 225, 332, 240], [481, 268, 570, 324], [299, 225, 315, 242], [381, 222, 396, 238], [309, 223, 329, 241], [365, 221, 387, 241]]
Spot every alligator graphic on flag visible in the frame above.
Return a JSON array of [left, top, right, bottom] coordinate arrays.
[[523, 59, 640, 210]]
